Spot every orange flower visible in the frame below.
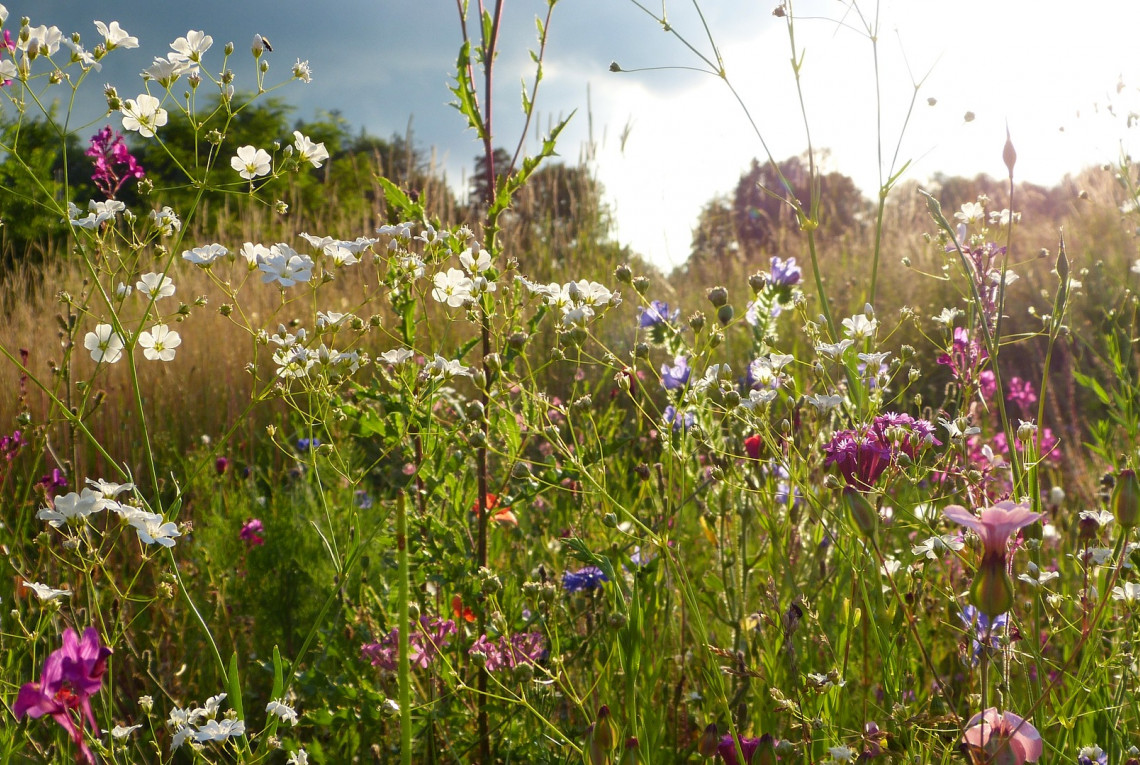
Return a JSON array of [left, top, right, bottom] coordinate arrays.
[[471, 493, 518, 528], [451, 595, 476, 623]]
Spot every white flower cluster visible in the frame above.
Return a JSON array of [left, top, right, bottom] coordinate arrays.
[[516, 276, 620, 326], [431, 247, 499, 308], [168, 693, 245, 750], [263, 323, 367, 383], [36, 478, 181, 548]]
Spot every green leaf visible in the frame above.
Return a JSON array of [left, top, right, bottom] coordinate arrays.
[[227, 651, 245, 727], [1073, 370, 1111, 406]]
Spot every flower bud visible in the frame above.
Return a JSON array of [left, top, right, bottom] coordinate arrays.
[[631, 276, 650, 295], [688, 311, 706, 333], [614, 264, 632, 283], [842, 487, 878, 539], [698, 723, 719, 758], [717, 304, 734, 325], [749, 272, 767, 293], [1112, 468, 1140, 528], [706, 286, 728, 307], [970, 557, 1014, 619]]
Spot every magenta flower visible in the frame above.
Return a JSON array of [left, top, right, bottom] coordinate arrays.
[[14, 627, 112, 764], [963, 708, 1042, 764], [944, 500, 1042, 617], [240, 518, 265, 547], [86, 125, 145, 199]]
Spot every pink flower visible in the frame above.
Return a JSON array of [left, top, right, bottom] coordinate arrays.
[[963, 708, 1042, 764], [240, 518, 265, 546], [944, 500, 1042, 617], [14, 627, 111, 764], [943, 501, 1042, 562]]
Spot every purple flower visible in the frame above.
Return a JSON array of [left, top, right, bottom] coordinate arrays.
[[214, 456, 230, 475], [1, 429, 25, 460], [38, 468, 69, 495], [14, 627, 112, 765], [660, 356, 690, 390], [1006, 376, 1038, 409], [717, 733, 772, 765], [639, 300, 678, 328], [769, 255, 801, 287], [823, 413, 940, 490], [240, 518, 265, 547], [296, 437, 321, 452], [562, 566, 608, 593], [663, 405, 696, 433], [355, 490, 373, 509]]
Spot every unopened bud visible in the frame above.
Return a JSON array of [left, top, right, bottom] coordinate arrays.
[[717, 304, 734, 325], [614, 264, 632, 283], [688, 312, 706, 333], [707, 286, 728, 307], [1112, 468, 1140, 528], [698, 723, 719, 758]]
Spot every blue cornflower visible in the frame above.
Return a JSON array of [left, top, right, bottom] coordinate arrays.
[[660, 356, 690, 390], [355, 490, 373, 509], [959, 605, 1007, 664], [562, 566, 609, 593], [639, 300, 678, 328], [297, 437, 321, 452], [1077, 745, 1108, 765]]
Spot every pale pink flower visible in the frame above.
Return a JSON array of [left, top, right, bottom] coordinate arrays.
[[943, 500, 1042, 562], [963, 708, 1042, 764]]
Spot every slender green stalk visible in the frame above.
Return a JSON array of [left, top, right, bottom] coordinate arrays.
[[397, 491, 413, 765]]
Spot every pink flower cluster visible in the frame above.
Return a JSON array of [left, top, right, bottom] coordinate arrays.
[[86, 125, 145, 199], [824, 412, 940, 490], [362, 616, 457, 671], [468, 631, 546, 672]]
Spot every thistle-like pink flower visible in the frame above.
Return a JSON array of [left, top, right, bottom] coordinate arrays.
[[963, 708, 1042, 764], [944, 500, 1042, 617], [14, 627, 112, 764]]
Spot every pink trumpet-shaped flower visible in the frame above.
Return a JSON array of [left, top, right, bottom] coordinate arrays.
[[14, 627, 112, 764], [944, 500, 1043, 618], [963, 708, 1042, 764]]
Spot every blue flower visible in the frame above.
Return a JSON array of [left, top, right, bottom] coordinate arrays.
[[639, 300, 678, 328], [660, 356, 690, 390], [1077, 745, 1108, 765], [959, 605, 1007, 664], [296, 437, 321, 452], [562, 566, 609, 593], [769, 256, 801, 287], [355, 490, 373, 509], [663, 405, 696, 433]]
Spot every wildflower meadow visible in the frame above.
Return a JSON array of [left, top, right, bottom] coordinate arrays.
[[4, 2, 1140, 763]]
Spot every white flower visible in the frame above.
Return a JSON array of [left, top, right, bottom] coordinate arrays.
[[137, 272, 176, 301], [1112, 582, 1140, 603], [21, 25, 63, 57], [740, 388, 778, 409], [841, 314, 877, 340], [23, 581, 71, 601], [63, 40, 100, 71], [0, 60, 17, 81], [170, 725, 193, 750], [955, 201, 985, 224], [259, 247, 314, 287], [815, 339, 853, 358], [316, 311, 350, 330], [932, 307, 960, 326], [988, 208, 1020, 227], [85, 324, 125, 364], [150, 206, 182, 236], [37, 489, 105, 527], [911, 534, 964, 560], [380, 348, 414, 365], [87, 478, 135, 498], [1079, 509, 1115, 528], [129, 510, 181, 547], [139, 325, 182, 362], [110, 724, 142, 738], [287, 750, 309, 765], [200, 693, 227, 719], [94, 21, 138, 50], [192, 718, 245, 743], [170, 30, 213, 62], [425, 355, 470, 379], [115, 282, 133, 299], [240, 242, 272, 269], [939, 417, 980, 440], [299, 233, 336, 250], [806, 393, 843, 412], [293, 59, 312, 82], [1131, 259, 1140, 275], [325, 245, 359, 266], [266, 699, 299, 726], [828, 745, 854, 762], [182, 243, 228, 266], [68, 199, 126, 229], [232, 145, 272, 180], [460, 248, 493, 275], [142, 54, 196, 87], [1017, 562, 1061, 587], [293, 131, 329, 168], [432, 268, 474, 307], [121, 94, 168, 138]]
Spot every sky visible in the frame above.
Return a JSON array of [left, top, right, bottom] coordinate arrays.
[[9, 1, 1140, 268]]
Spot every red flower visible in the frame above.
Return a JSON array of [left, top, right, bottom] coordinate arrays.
[[744, 434, 762, 461], [452, 595, 476, 623]]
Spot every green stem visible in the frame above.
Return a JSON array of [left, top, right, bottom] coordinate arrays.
[[397, 492, 413, 765]]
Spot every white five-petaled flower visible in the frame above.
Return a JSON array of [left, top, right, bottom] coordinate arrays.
[[138, 324, 182, 362], [87, 477, 135, 498], [292, 131, 329, 168], [806, 393, 844, 412], [232, 145, 272, 180], [183, 243, 229, 266], [121, 94, 168, 138], [380, 348, 414, 366], [94, 20, 138, 50], [142, 53, 196, 87], [258, 246, 314, 287], [425, 355, 470, 379], [287, 750, 309, 765], [137, 272, 176, 301], [955, 201, 985, 224], [170, 30, 213, 62], [37, 488, 106, 527], [191, 718, 245, 743], [842, 314, 878, 340], [1112, 582, 1140, 603], [292, 59, 312, 82], [460, 247, 493, 275], [62, 40, 100, 71], [150, 206, 182, 235], [815, 339, 854, 358], [20, 25, 63, 57], [128, 510, 181, 547], [84, 324, 125, 364], [266, 699, 299, 726], [432, 268, 474, 307], [23, 581, 71, 602], [0, 60, 17, 81], [111, 724, 142, 739]]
